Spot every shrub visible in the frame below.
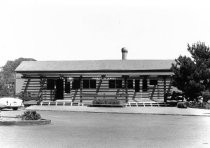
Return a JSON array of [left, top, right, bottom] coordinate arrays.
[[188, 101, 204, 108], [177, 102, 188, 108], [204, 103, 210, 109], [184, 101, 190, 107], [202, 92, 210, 102], [21, 110, 41, 120], [16, 92, 32, 101], [92, 99, 120, 105]]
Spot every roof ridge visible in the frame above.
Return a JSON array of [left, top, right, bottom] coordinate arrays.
[[22, 59, 174, 62]]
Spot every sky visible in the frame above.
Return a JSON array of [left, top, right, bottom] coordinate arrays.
[[1, 0, 210, 67]]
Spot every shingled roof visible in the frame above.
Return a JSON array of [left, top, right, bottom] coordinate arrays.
[[15, 60, 174, 73]]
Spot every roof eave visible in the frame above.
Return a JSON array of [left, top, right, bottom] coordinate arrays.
[[16, 69, 172, 73]]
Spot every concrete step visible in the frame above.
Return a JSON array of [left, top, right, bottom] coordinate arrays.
[[40, 100, 168, 107], [126, 102, 168, 107]]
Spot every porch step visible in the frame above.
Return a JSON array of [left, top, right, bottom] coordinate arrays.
[[40, 100, 83, 106], [40, 100, 168, 107], [126, 102, 168, 107]]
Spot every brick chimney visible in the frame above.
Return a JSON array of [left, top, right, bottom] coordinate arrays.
[[121, 47, 128, 60]]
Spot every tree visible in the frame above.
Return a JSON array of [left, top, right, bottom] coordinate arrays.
[[0, 57, 36, 96], [171, 42, 210, 101], [0, 79, 10, 97], [187, 42, 210, 90]]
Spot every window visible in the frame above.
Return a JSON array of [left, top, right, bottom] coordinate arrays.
[[109, 80, 115, 88], [116, 80, 122, 88], [142, 78, 148, 92], [72, 79, 80, 89], [90, 80, 96, 88], [109, 79, 122, 89], [150, 80, 158, 85], [83, 80, 89, 89], [65, 82, 71, 93], [83, 79, 96, 89], [127, 80, 133, 89], [47, 79, 55, 90]]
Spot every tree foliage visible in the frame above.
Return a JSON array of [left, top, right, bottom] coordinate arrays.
[[171, 42, 210, 100], [0, 57, 36, 96]]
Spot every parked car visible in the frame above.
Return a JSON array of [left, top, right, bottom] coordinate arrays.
[[164, 91, 185, 106], [0, 97, 23, 110]]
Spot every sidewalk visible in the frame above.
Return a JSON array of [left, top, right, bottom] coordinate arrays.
[[22, 105, 210, 117], [1, 106, 210, 117]]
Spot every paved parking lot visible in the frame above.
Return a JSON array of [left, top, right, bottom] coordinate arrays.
[[0, 110, 210, 148]]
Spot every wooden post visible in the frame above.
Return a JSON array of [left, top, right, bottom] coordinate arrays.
[[24, 78, 31, 94], [163, 76, 166, 102], [79, 76, 82, 103], [39, 78, 46, 102], [126, 80, 128, 103], [124, 75, 128, 103]]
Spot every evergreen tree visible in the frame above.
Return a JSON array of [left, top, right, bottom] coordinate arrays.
[[171, 42, 210, 100]]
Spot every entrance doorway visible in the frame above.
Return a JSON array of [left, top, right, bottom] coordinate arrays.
[[55, 79, 64, 100], [135, 80, 140, 92]]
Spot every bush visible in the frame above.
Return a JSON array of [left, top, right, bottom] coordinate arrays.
[[188, 101, 204, 108], [203, 103, 210, 109], [21, 110, 41, 120], [202, 92, 210, 102], [16, 92, 32, 101], [177, 102, 188, 108], [92, 99, 120, 105]]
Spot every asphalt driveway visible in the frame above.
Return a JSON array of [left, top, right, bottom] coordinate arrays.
[[0, 110, 210, 148]]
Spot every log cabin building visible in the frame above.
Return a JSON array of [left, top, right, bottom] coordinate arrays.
[[15, 49, 174, 105]]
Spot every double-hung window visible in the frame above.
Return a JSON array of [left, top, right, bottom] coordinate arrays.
[[127, 80, 133, 89], [83, 79, 96, 89], [72, 79, 80, 89], [109, 79, 122, 88]]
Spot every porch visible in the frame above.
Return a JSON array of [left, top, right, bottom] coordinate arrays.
[[17, 74, 172, 105]]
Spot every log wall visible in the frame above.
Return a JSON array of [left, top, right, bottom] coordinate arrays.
[[19, 75, 172, 103]]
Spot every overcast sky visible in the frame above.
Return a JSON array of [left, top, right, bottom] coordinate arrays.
[[0, 0, 210, 66]]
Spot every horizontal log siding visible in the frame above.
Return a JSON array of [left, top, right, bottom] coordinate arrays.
[[20, 76, 172, 102], [148, 79, 171, 101]]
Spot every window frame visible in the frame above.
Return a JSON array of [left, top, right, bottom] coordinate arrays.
[[116, 80, 122, 88], [142, 78, 148, 92], [83, 79, 90, 89], [150, 79, 158, 85], [127, 79, 133, 89], [65, 81, 71, 93], [72, 79, 81, 90], [109, 79, 123, 89], [47, 79, 55, 90], [109, 80, 116, 88], [90, 79, 96, 89], [83, 79, 96, 89]]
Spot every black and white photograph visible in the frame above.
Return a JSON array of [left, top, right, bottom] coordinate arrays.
[[0, 0, 210, 147]]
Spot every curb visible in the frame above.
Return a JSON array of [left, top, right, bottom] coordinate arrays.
[[0, 118, 51, 126], [78, 111, 210, 117], [26, 108, 210, 117]]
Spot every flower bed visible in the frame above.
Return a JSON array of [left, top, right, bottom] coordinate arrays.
[[88, 104, 124, 107], [20, 110, 41, 120], [177, 102, 188, 108], [0, 110, 51, 126], [89, 99, 124, 107]]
